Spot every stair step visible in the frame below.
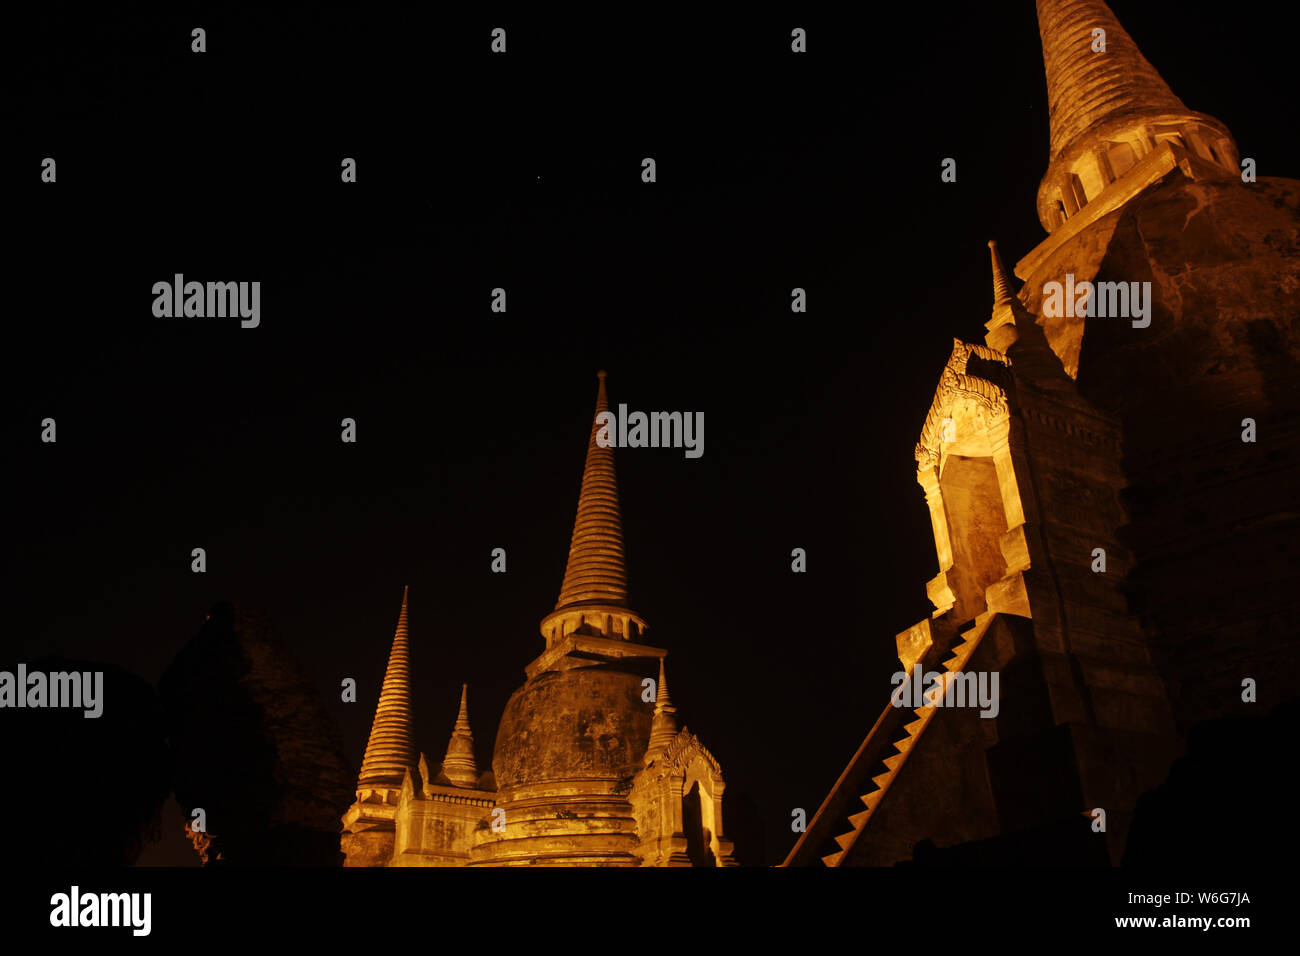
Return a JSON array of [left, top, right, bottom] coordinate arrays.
[[809, 615, 1003, 870], [810, 612, 999, 869]]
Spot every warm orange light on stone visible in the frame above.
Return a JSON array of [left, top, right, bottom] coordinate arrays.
[[785, 0, 1297, 869], [342, 373, 736, 867]]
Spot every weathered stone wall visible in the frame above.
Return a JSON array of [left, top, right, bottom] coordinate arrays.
[[471, 661, 653, 865], [1024, 176, 1300, 732]]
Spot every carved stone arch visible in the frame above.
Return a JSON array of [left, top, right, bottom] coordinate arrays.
[[914, 341, 1028, 622], [650, 729, 736, 866]]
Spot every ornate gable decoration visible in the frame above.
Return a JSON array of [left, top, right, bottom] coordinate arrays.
[[915, 339, 1012, 468], [660, 726, 722, 776]]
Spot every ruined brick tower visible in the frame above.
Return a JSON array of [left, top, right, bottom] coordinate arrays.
[[786, 0, 1300, 866], [341, 372, 738, 866]]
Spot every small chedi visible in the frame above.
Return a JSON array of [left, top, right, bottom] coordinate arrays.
[[341, 372, 737, 866], [786, 0, 1299, 866]]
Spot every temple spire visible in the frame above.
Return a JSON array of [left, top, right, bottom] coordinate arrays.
[[986, 239, 1032, 350], [554, 370, 629, 611], [358, 586, 416, 788], [540, 371, 647, 647], [1036, 0, 1185, 165], [989, 240, 1014, 307], [645, 657, 680, 764], [985, 239, 1075, 387], [440, 683, 479, 788], [1032, 1, 1237, 234]]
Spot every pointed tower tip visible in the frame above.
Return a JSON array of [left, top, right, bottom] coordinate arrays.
[[538, 370, 649, 646], [645, 656, 679, 763], [551, 371, 630, 612], [656, 657, 671, 707], [441, 682, 479, 788], [988, 240, 1015, 306], [357, 588, 416, 788], [395, 585, 410, 632]]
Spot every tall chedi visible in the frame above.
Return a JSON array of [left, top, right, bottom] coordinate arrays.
[[340, 587, 417, 866], [470, 371, 736, 866], [787, 0, 1298, 867], [1032, 0, 1237, 240], [340, 373, 738, 866], [342, 587, 496, 867], [1019, 0, 1242, 377], [1015, 0, 1300, 736], [537, 369, 646, 648]]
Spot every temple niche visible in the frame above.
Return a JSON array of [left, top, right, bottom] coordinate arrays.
[[786, 0, 1299, 867], [341, 372, 737, 867], [940, 455, 1006, 619]]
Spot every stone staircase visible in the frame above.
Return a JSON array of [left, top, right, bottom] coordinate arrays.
[[816, 613, 998, 868]]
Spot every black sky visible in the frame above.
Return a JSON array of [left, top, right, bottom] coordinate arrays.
[[5, 2, 1298, 866]]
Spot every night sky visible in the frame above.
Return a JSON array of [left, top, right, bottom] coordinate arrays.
[[6, 2, 1297, 866]]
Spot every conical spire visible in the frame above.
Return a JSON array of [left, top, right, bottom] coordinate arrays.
[[989, 240, 1015, 307], [986, 239, 1031, 349], [645, 658, 679, 763], [440, 683, 479, 788], [985, 239, 1075, 386], [1036, 0, 1186, 164], [1032, 1, 1236, 234], [539, 371, 647, 648], [358, 586, 416, 788], [554, 370, 630, 611]]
